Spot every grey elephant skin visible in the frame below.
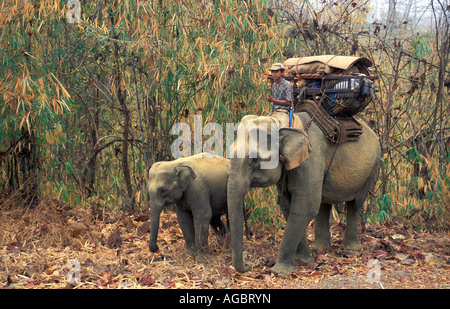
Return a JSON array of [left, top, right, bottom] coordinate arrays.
[[148, 154, 231, 256], [227, 113, 381, 276]]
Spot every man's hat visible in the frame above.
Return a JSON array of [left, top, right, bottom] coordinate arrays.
[[269, 63, 285, 71]]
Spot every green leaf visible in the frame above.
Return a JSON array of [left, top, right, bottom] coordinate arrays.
[[65, 162, 74, 174]]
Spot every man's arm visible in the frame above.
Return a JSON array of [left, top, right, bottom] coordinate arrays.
[[267, 95, 291, 106]]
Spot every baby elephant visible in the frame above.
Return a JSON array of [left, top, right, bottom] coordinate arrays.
[[148, 154, 231, 256]]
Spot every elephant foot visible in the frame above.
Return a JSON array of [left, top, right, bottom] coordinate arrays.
[[185, 246, 197, 256], [271, 262, 295, 277], [343, 241, 362, 252], [295, 252, 314, 264], [311, 240, 331, 251], [234, 263, 251, 273]]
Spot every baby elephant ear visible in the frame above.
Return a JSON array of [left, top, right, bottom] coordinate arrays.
[[279, 128, 312, 171], [174, 165, 197, 191]]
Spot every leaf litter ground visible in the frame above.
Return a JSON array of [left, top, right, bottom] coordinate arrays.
[[1, 198, 449, 289]]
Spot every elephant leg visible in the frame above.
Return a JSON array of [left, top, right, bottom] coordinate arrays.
[[343, 199, 362, 251], [311, 203, 332, 250], [192, 205, 212, 253], [273, 212, 311, 276], [273, 191, 320, 276], [176, 208, 196, 256], [277, 185, 312, 262], [343, 167, 376, 252], [295, 233, 313, 263]]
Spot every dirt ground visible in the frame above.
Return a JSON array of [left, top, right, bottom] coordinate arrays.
[[1, 198, 449, 289]]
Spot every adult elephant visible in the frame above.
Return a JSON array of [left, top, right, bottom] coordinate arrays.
[[227, 112, 380, 276]]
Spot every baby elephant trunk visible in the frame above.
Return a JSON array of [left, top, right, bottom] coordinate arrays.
[[149, 205, 162, 252]]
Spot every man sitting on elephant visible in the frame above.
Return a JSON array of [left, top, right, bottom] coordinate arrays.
[[267, 62, 293, 128]]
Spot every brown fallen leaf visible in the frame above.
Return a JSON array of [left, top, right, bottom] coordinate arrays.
[[133, 213, 150, 222], [394, 253, 409, 261], [137, 221, 150, 236], [373, 249, 389, 258], [6, 242, 23, 254], [218, 266, 235, 278], [400, 258, 415, 265], [107, 230, 122, 249], [411, 250, 425, 261], [316, 253, 329, 263], [162, 277, 174, 287], [391, 234, 405, 240], [70, 222, 88, 237], [380, 239, 396, 253], [307, 262, 319, 270], [424, 252, 442, 264]]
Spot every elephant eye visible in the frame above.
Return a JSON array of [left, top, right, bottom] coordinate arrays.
[[158, 187, 168, 196]]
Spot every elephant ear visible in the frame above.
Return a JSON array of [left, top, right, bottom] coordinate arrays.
[[279, 128, 312, 171], [174, 165, 197, 191]]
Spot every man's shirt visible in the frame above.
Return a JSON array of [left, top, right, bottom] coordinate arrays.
[[271, 78, 293, 110]]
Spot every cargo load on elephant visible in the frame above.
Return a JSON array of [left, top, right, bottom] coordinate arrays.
[[283, 55, 377, 117], [265, 55, 378, 144]]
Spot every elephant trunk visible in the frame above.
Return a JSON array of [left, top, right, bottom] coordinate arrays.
[[149, 203, 162, 252], [227, 168, 251, 273]]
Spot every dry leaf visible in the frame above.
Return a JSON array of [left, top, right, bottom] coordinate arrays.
[[218, 266, 235, 278], [107, 230, 122, 249], [0, 199, 448, 289], [70, 222, 88, 237], [141, 277, 155, 286], [137, 221, 150, 236], [6, 242, 23, 254]]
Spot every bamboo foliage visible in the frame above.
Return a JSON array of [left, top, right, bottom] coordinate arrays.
[[0, 0, 71, 200]]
